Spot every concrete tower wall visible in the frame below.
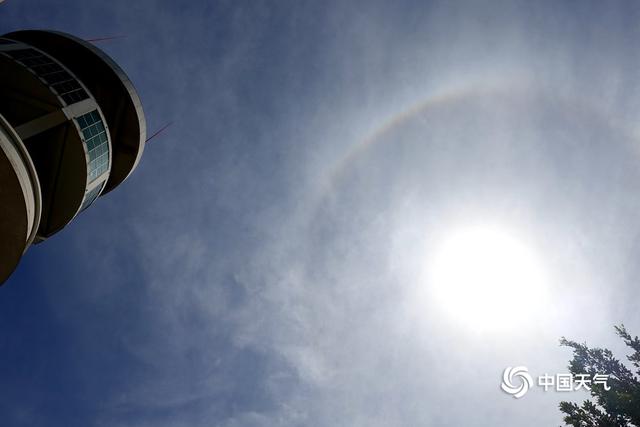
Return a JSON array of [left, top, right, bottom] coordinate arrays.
[[0, 39, 111, 239], [0, 114, 41, 282], [0, 31, 146, 285], [6, 30, 147, 195]]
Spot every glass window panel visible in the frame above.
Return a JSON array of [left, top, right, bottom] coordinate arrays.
[[80, 182, 104, 212], [75, 110, 110, 184]]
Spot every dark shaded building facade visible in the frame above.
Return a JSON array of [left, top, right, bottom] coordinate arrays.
[[0, 30, 146, 284]]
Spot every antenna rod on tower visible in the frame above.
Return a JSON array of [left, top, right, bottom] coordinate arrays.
[[85, 35, 126, 43], [146, 122, 173, 144]]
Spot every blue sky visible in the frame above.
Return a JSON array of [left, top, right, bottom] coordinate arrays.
[[3, 1, 640, 426]]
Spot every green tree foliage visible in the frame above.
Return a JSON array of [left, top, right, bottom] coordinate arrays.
[[560, 325, 640, 426]]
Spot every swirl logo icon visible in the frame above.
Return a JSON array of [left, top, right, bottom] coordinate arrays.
[[501, 366, 533, 399]]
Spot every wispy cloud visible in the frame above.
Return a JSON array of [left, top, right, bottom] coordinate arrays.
[[4, 1, 640, 426]]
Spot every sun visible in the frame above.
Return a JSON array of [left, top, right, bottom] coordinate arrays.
[[428, 225, 547, 332]]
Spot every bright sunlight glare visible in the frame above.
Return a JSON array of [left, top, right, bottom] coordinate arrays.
[[429, 225, 548, 332]]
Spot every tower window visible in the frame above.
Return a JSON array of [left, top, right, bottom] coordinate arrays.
[[76, 110, 110, 183]]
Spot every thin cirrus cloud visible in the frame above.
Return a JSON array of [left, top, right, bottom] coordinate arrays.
[[1, 1, 640, 427]]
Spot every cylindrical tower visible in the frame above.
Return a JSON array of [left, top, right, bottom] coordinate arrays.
[[0, 30, 146, 284]]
